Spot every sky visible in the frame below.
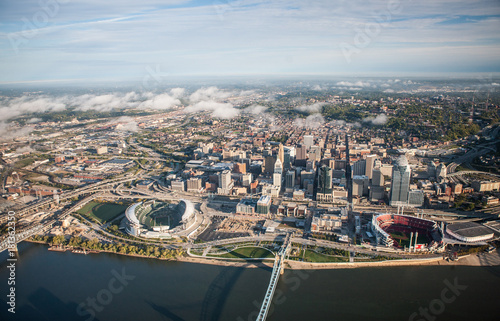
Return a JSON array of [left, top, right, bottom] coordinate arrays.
[[0, 0, 500, 83]]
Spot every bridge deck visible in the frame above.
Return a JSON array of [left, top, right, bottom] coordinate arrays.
[[256, 234, 291, 321]]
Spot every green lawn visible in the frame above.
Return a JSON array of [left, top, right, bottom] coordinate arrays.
[[76, 201, 128, 223], [210, 247, 275, 259], [303, 250, 349, 263], [391, 232, 430, 248]]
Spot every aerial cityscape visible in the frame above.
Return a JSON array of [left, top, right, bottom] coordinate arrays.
[[1, 1, 500, 321]]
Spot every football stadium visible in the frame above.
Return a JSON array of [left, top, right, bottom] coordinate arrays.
[[371, 213, 443, 251], [125, 199, 195, 239]]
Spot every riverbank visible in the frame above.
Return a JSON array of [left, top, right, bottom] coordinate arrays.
[[25, 240, 500, 269], [181, 250, 500, 269], [25, 240, 180, 261]]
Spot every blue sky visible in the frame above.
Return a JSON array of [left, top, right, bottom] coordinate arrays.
[[0, 0, 499, 83]]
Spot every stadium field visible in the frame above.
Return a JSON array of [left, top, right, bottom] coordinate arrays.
[[77, 201, 128, 223]]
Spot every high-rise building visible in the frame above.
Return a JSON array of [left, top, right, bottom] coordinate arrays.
[[353, 159, 366, 176], [295, 144, 307, 166], [219, 170, 232, 189], [304, 135, 314, 149], [389, 155, 411, 206], [345, 135, 353, 204], [241, 173, 252, 187], [372, 168, 385, 187], [353, 175, 369, 196], [274, 158, 283, 174], [256, 195, 272, 215], [273, 172, 282, 188], [283, 150, 291, 170], [217, 170, 234, 195], [264, 156, 276, 174], [365, 155, 377, 179], [318, 165, 333, 195], [301, 170, 315, 188], [309, 145, 321, 162], [187, 177, 203, 192], [278, 143, 284, 165], [285, 170, 295, 189]]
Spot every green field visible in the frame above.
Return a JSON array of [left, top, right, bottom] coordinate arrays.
[[210, 247, 275, 259], [389, 231, 430, 248], [303, 250, 349, 263], [76, 201, 128, 223]]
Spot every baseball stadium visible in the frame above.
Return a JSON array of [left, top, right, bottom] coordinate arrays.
[[125, 199, 195, 239], [371, 213, 443, 251]]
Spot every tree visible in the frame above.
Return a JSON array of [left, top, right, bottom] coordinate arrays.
[[69, 236, 82, 247], [52, 235, 66, 246]]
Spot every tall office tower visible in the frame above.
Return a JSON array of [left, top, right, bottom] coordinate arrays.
[[264, 155, 276, 174], [219, 170, 232, 189], [278, 143, 284, 165], [295, 144, 307, 166], [318, 165, 333, 195], [389, 155, 411, 206], [274, 158, 283, 174], [309, 145, 321, 162], [283, 150, 291, 170], [273, 172, 282, 188], [304, 135, 314, 149], [285, 170, 295, 189], [427, 161, 437, 178], [345, 135, 353, 204], [217, 169, 234, 195], [352, 159, 366, 176], [365, 155, 377, 179], [372, 168, 385, 187]]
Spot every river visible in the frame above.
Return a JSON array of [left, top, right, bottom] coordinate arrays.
[[1, 243, 499, 321]]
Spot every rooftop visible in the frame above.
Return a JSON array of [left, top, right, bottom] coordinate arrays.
[[447, 222, 494, 238]]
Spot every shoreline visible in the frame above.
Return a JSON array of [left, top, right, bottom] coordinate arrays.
[[25, 240, 500, 269]]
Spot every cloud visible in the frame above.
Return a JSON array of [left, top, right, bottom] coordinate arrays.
[[336, 81, 372, 87], [295, 102, 326, 114], [189, 86, 232, 103], [0, 122, 34, 141], [184, 101, 240, 119], [26, 117, 42, 123], [109, 116, 139, 132], [363, 114, 388, 125], [0, 90, 188, 123], [74, 92, 142, 111], [0, 96, 67, 121], [312, 85, 325, 91], [383, 89, 395, 93], [170, 87, 186, 98], [243, 104, 268, 115], [329, 119, 362, 128], [138, 93, 180, 110], [15, 146, 35, 154], [293, 114, 325, 129]]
